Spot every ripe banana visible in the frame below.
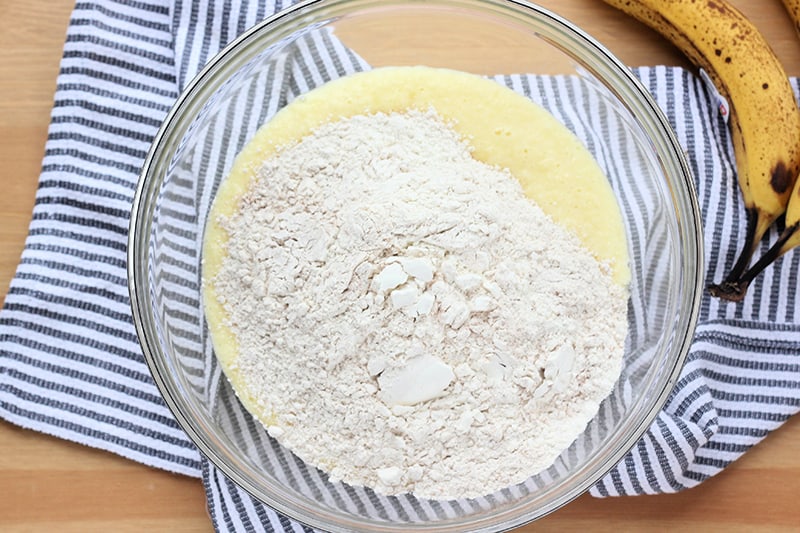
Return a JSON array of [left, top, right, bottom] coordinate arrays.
[[601, 0, 800, 289], [710, 168, 800, 300], [782, 0, 800, 36]]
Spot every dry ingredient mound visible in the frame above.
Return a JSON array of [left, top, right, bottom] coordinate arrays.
[[211, 109, 628, 500]]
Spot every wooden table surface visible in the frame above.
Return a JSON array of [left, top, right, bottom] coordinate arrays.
[[2, 1, 800, 531]]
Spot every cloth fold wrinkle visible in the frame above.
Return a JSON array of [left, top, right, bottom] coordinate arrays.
[[1, 1, 799, 532]]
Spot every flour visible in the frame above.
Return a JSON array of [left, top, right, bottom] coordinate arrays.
[[211, 109, 629, 500]]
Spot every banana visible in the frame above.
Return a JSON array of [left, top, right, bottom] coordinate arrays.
[[782, 0, 800, 36], [601, 0, 800, 289], [706, 0, 800, 301], [710, 169, 800, 300]]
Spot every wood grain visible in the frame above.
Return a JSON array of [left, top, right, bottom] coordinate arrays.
[[1, 1, 799, 531]]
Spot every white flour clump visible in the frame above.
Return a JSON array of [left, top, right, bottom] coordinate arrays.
[[212, 109, 628, 500]]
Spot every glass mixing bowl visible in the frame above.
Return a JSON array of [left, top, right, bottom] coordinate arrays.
[[128, 0, 704, 530]]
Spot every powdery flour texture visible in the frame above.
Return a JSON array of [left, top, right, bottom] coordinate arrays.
[[210, 109, 629, 500]]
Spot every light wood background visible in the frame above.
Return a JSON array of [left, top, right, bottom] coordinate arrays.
[[2, 1, 800, 531]]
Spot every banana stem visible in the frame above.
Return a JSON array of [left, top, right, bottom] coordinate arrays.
[[709, 221, 799, 301], [724, 208, 760, 283]]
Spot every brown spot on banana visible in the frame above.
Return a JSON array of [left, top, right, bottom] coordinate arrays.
[[707, 1, 727, 16], [771, 160, 792, 194]]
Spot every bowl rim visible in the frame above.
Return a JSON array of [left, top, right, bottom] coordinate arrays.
[[128, 0, 704, 530]]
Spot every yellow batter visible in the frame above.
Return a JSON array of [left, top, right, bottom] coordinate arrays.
[[202, 65, 630, 422]]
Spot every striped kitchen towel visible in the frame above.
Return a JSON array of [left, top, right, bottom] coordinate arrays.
[[1, 1, 799, 531]]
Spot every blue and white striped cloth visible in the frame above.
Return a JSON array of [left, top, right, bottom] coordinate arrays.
[[1, 1, 799, 531]]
